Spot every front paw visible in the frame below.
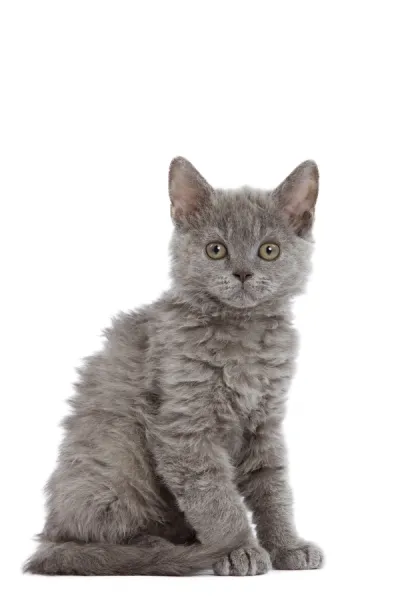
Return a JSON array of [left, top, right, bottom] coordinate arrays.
[[213, 545, 272, 576], [272, 542, 324, 570]]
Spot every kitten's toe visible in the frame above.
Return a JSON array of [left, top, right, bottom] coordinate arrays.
[[213, 554, 231, 576], [272, 542, 324, 570], [246, 546, 272, 575], [229, 548, 250, 576], [213, 545, 271, 576]]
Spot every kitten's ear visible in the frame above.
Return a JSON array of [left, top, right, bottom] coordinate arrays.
[[274, 160, 319, 235], [169, 157, 213, 223]]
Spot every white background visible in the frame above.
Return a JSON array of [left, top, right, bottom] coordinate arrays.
[[1, 1, 399, 598]]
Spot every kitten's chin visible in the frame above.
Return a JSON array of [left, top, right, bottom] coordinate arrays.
[[177, 286, 271, 312], [222, 297, 262, 309], [214, 288, 265, 309], [222, 299, 260, 309]]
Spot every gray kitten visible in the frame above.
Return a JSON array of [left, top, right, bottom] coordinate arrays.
[[24, 157, 323, 576]]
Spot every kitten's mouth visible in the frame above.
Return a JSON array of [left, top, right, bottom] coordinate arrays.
[[204, 285, 263, 309], [224, 287, 261, 308], [237, 287, 253, 296]]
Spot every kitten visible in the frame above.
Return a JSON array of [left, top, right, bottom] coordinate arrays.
[[24, 157, 323, 576]]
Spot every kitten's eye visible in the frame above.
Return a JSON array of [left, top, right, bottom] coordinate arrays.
[[259, 243, 280, 261], [206, 242, 227, 260]]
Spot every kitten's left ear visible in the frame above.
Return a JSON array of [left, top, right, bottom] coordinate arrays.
[[274, 160, 319, 236], [169, 157, 213, 224]]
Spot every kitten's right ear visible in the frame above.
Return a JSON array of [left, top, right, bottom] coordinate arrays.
[[273, 160, 319, 236], [169, 157, 213, 224]]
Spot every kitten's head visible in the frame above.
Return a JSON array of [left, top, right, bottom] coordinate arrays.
[[169, 157, 319, 311]]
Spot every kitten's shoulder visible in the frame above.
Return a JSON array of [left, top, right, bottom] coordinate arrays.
[[103, 295, 172, 344]]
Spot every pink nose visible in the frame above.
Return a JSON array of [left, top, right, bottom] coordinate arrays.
[[233, 271, 254, 284]]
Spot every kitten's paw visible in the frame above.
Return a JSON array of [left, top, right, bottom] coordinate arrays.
[[272, 542, 324, 570], [213, 545, 272, 576]]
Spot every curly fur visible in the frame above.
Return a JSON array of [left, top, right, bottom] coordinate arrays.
[[24, 157, 323, 576]]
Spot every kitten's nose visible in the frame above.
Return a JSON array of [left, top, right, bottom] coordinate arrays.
[[233, 271, 254, 284]]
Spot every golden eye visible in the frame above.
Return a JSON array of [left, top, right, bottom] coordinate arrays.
[[259, 242, 280, 261], [206, 242, 227, 260]]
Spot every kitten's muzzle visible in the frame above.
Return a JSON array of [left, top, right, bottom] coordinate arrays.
[[233, 271, 254, 284]]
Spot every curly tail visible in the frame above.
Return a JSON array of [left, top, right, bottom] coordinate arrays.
[[23, 532, 247, 576]]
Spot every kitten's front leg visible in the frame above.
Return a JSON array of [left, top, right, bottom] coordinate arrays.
[[153, 394, 271, 576], [238, 424, 324, 570]]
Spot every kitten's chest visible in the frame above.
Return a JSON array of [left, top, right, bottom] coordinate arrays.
[[161, 315, 296, 458], [195, 319, 296, 438]]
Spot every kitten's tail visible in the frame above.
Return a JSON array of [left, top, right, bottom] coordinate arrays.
[[23, 532, 247, 576]]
